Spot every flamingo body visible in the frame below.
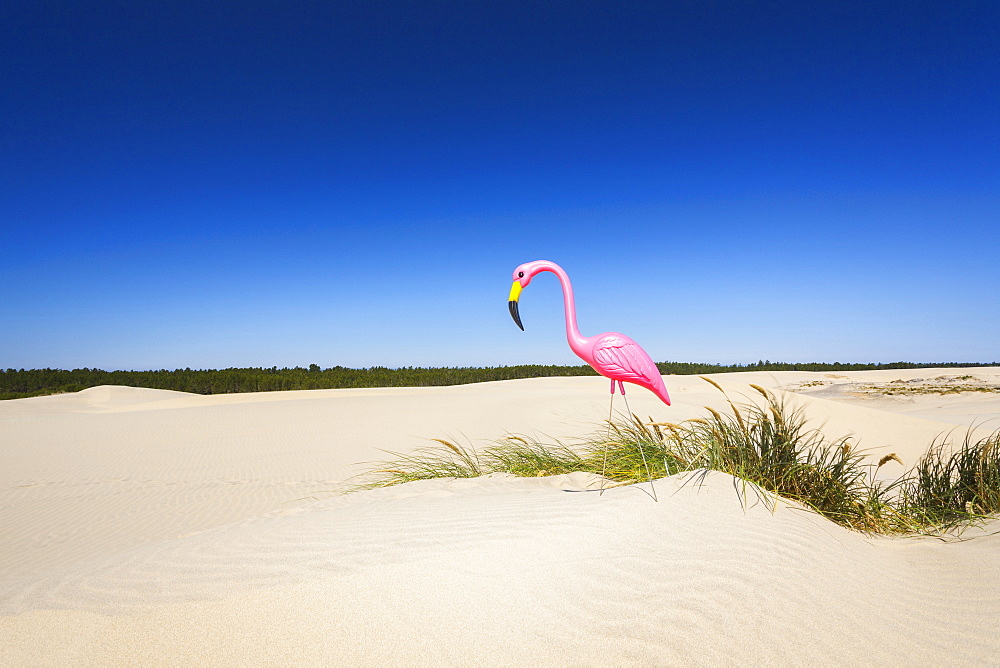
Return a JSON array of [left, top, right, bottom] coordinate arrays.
[[509, 260, 670, 406], [590, 333, 671, 405]]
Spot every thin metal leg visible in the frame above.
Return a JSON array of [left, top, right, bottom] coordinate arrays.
[[622, 390, 658, 502], [600, 384, 614, 496]]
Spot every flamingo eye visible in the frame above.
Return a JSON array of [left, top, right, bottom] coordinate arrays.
[[518, 271, 524, 278]]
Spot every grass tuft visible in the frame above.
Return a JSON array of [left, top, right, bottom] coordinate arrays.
[[351, 382, 1000, 536], [897, 430, 1000, 529]]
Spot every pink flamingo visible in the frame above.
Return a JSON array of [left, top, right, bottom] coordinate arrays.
[[508, 260, 670, 498]]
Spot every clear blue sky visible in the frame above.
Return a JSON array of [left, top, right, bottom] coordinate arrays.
[[3, 1, 998, 370]]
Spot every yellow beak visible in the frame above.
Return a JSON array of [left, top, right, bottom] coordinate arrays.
[[508, 280, 524, 330], [508, 280, 522, 302]]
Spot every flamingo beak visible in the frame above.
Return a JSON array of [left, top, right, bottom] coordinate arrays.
[[508, 280, 524, 330]]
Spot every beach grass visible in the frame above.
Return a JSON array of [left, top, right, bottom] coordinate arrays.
[[353, 379, 1000, 535], [899, 429, 1000, 529]]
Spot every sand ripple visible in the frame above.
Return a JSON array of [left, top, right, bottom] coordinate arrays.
[[2, 472, 998, 664]]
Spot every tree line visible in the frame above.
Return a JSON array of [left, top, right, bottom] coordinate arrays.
[[1, 361, 996, 401]]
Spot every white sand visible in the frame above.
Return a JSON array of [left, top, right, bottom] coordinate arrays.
[[2, 368, 999, 664]]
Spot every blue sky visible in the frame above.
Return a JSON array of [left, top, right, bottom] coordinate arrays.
[[2, 1, 998, 370]]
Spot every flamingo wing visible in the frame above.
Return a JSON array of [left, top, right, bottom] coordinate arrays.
[[591, 334, 661, 387]]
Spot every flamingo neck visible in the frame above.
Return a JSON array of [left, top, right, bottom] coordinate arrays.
[[538, 262, 590, 355]]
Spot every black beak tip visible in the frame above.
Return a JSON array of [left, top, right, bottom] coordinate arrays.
[[508, 301, 524, 331]]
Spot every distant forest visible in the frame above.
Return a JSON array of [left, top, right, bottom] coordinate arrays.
[[2, 361, 997, 400]]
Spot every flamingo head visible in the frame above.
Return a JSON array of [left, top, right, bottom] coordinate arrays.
[[508, 260, 550, 331]]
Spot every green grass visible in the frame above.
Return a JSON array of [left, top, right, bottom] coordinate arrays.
[[899, 429, 1000, 530], [352, 379, 1000, 536]]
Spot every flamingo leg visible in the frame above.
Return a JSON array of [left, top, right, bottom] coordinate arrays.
[[621, 388, 658, 502], [599, 380, 615, 495]]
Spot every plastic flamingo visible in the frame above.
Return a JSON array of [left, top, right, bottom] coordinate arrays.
[[508, 260, 670, 499]]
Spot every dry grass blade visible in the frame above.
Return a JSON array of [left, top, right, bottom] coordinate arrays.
[[877, 453, 903, 468], [700, 375, 724, 392], [647, 416, 663, 442], [705, 406, 724, 423], [701, 376, 748, 432], [433, 438, 466, 456]]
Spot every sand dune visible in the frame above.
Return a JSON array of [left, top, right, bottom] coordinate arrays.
[[2, 368, 999, 664]]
